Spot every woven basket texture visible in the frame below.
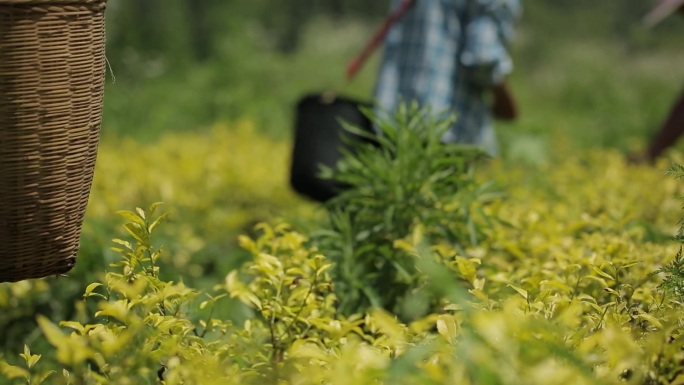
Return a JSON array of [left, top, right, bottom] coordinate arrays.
[[0, 0, 107, 282]]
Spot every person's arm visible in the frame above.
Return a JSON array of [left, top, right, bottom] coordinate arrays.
[[644, 88, 684, 162], [631, 5, 684, 164], [460, 1, 522, 120]]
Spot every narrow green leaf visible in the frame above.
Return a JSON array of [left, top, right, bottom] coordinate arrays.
[[124, 223, 146, 244], [111, 238, 133, 251], [507, 284, 528, 300], [148, 212, 170, 234], [116, 210, 146, 226], [636, 313, 663, 329], [148, 201, 164, 216], [32, 370, 56, 385], [59, 321, 86, 335], [592, 266, 615, 281], [617, 261, 642, 271], [84, 282, 103, 297]]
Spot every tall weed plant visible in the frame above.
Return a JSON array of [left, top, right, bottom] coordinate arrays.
[[654, 164, 684, 304], [316, 102, 504, 318]]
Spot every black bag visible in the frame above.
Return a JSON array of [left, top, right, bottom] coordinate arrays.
[[289, 0, 416, 202], [289, 93, 374, 202]]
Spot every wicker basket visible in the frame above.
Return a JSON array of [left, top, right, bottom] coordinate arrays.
[[0, 0, 107, 282]]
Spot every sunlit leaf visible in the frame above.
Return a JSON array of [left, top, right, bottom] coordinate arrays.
[[0, 362, 28, 379], [59, 321, 85, 335], [84, 282, 103, 298], [635, 313, 663, 329], [32, 370, 55, 385], [507, 284, 528, 300], [116, 210, 146, 226], [592, 266, 615, 281], [436, 315, 459, 344], [148, 212, 170, 234]]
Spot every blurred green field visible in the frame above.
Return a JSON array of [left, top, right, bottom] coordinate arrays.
[[100, 0, 684, 157]]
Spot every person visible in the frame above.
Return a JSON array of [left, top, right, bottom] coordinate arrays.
[[631, 0, 684, 164], [373, 0, 522, 155]]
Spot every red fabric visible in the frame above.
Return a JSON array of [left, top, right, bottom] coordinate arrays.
[[345, 0, 416, 80]]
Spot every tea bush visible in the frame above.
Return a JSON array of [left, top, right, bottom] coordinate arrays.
[[0, 119, 319, 355], [315, 102, 501, 318], [2, 183, 684, 384], [3, 107, 684, 384]]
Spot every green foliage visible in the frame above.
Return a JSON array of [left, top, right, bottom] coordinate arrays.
[[653, 164, 684, 304], [226, 223, 341, 367], [88, 120, 316, 277], [654, 247, 684, 304], [0, 345, 52, 385], [1, 205, 251, 384], [1, 193, 684, 385], [3, 149, 684, 384], [4, 114, 684, 384], [316, 102, 502, 318], [0, 119, 317, 356]]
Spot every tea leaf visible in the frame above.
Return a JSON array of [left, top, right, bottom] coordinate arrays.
[[0, 362, 28, 379], [116, 210, 146, 226], [84, 282, 103, 298], [507, 284, 528, 300], [32, 370, 56, 385], [436, 315, 459, 344], [591, 266, 615, 281], [59, 321, 85, 335]]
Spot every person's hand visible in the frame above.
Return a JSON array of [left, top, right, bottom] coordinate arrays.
[[491, 82, 518, 121]]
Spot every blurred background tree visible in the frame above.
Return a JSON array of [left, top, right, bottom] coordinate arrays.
[[104, 0, 681, 69], [101, 0, 684, 151]]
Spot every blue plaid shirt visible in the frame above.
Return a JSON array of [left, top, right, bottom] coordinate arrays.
[[374, 0, 521, 154]]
